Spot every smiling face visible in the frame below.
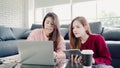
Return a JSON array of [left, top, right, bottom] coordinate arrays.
[[72, 20, 86, 38], [44, 17, 54, 36]]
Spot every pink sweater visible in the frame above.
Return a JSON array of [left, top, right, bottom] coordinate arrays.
[[27, 29, 66, 59]]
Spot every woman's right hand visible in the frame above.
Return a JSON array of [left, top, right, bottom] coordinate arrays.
[[70, 54, 82, 63]]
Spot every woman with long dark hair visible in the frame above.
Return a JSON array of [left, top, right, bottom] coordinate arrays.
[[27, 12, 66, 59]]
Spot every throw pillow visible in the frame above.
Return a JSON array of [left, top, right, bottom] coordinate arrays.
[[31, 24, 42, 30], [89, 22, 102, 34], [102, 27, 120, 41], [21, 30, 31, 39], [0, 27, 16, 41]]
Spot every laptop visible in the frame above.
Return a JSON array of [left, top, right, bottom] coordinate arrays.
[[17, 41, 55, 65]]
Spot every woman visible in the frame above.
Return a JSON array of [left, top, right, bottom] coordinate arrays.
[[69, 16, 113, 68], [27, 12, 66, 59]]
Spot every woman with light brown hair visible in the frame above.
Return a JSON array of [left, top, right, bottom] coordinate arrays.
[[69, 16, 113, 68]]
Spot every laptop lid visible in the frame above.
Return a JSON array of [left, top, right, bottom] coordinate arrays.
[[17, 41, 55, 65]]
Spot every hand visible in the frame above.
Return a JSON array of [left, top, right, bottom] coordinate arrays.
[[54, 52, 57, 59], [70, 54, 82, 64], [92, 58, 95, 64], [54, 52, 66, 59]]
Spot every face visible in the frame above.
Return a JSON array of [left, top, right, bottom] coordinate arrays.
[[72, 20, 86, 38], [44, 17, 54, 36]]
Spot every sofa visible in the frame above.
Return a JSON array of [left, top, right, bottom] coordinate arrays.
[[0, 22, 120, 68], [0, 26, 31, 57]]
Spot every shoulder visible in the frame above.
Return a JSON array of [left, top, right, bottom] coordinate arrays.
[[60, 35, 65, 41], [90, 34, 105, 41], [90, 34, 103, 38], [58, 35, 65, 44], [31, 28, 43, 33]]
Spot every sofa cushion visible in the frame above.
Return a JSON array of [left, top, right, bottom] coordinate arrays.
[[21, 30, 31, 39], [31, 24, 42, 30], [106, 41, 120, 58], [111, 59, 120, 68], [64, 32, 69, 40], [10, 28, 29, 39], [60, 28, 68, 39], [106, 41, 120, 67], [0, 27, 16, 41], [102, 27, 120, 40], [60, 24, 69, 28], [60, 24, 69, 40], [89, 22, 102, 34]]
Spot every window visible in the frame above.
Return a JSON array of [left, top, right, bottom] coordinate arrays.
[[35, 8, 43, 24], [35, 0, 120, 27], [35, 4, 71, 25], [97, 0, 120, 27], [73, 1, 96, 20], [53, 4, 71, 20]]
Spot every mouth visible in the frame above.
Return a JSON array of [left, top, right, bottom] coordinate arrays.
[[46, 28, 52, 30], [74, 33, 78, 35], [45, 28, 53, 32]]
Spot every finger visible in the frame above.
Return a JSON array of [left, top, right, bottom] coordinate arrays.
[[74, 55, 79, 63], [54, 52, 57, 59], [70, 54, 74, 61], [74, 55, 78, 61], [77, 57, 81, 63], [79, 56, 82, 63]]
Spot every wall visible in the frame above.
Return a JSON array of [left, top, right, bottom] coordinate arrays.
[[0, 0, 26, 28]]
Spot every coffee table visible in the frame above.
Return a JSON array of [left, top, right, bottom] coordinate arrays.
[[0, 55, 83, 68], [15, 60, 83, 68]]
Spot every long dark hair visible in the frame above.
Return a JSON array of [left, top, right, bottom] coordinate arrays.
[[69, 16, 91, 49], [42, 12, 61, 51]]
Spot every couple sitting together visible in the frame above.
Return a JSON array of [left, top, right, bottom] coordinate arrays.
[[27, 12, 113, 68]]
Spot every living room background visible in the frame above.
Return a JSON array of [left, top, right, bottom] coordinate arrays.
[[0, 0, 120, 28], [35, 0, 120, 27], [0, 0, 25, 28]]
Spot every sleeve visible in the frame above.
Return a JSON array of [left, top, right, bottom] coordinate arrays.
[[94, 35, 112, 65], [27, 30, 37, 40], [55, 36, 66, 59]]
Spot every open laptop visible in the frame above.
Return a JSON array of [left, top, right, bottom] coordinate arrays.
[[17, 41, 55, 65]]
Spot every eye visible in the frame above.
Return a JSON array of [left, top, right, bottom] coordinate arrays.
[[76, 26, 80, 28], [51, 23, 54, 25], [46, 22, 49, 24]]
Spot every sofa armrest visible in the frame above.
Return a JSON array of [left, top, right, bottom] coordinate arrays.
[[106, 41, 120, 68], [0, 41, 18, 57], [106, 41, 120, 58]]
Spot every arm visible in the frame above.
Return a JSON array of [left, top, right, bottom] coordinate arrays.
[[54, 36, 66, 59], [27, 30, 36, 40], [94, 35, 112, 65]]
